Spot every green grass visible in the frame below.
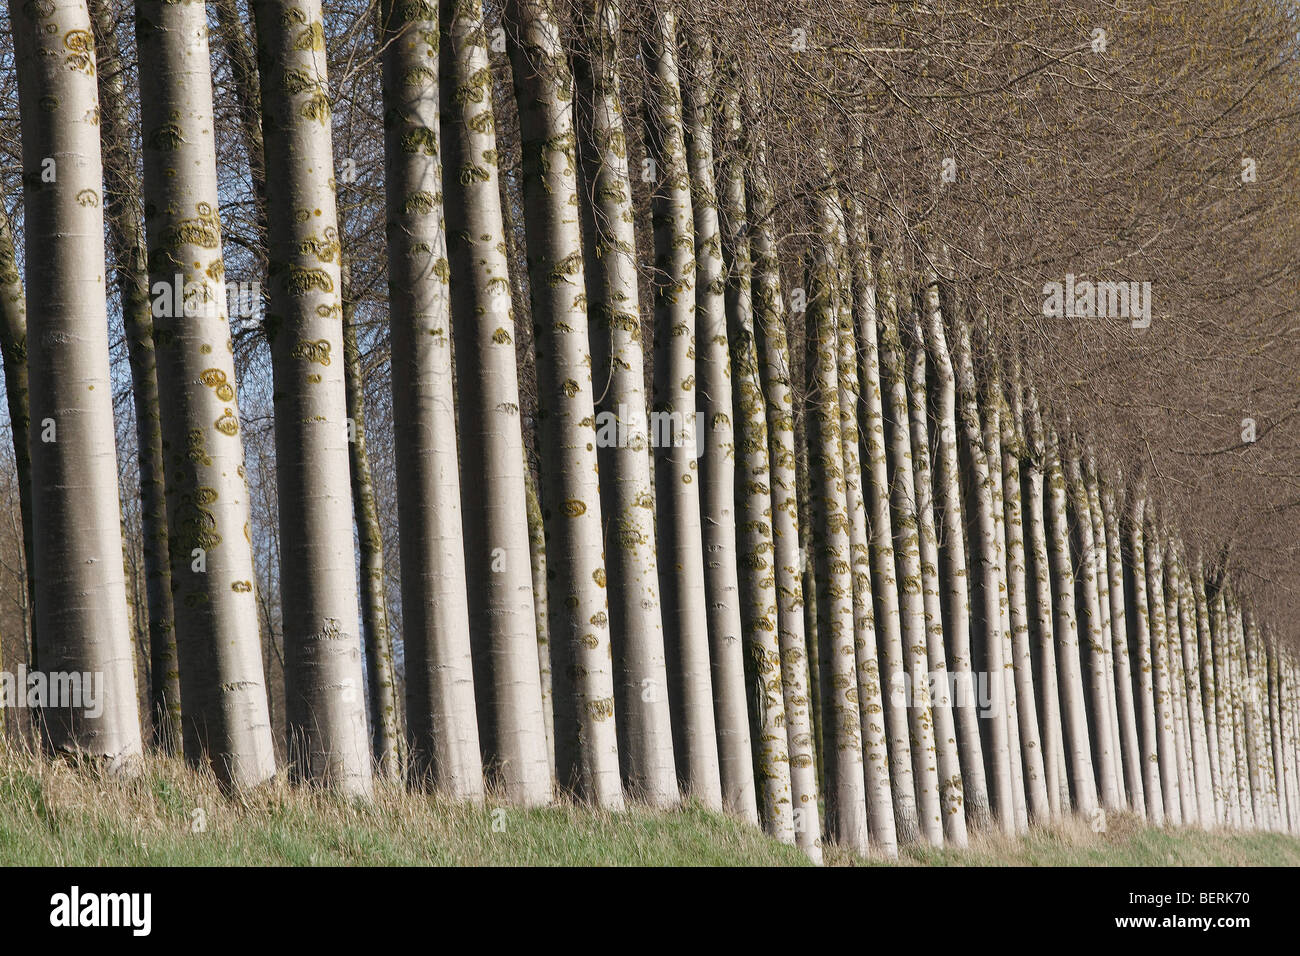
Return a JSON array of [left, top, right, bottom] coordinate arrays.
[[2, 747, 1297, 866], [0, 747, 810, 866]]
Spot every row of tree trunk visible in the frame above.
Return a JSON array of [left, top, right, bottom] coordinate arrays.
[[1, 0, 1296, 860]]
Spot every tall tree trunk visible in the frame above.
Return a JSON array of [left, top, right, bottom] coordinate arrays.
[[339, 243, 401, 780], [1085, 454, 1126, 807], [679, 27, 756, 823], [504, 0, 622, 808], [1023, 385, 1066, 820], [872, 250, 937, 845], [748, 130, 822, 859], [90, 0, 182, 752], [1173, 546, 1214, 826], [718, 84, 792, 841], [572, 0, 677, 807], [1102, 473, 1145, 816], [1211, 589, 1241, 827], [9, 0, 143, 765], [1161, 542, 1196, 825], [805, 187, 870, 855], [1125, 487, 1165, 824], [1064, 441, 1120, 811], [250, 0, 371, 794], [440, 0, 553, 805], [1191, 560, 1223, 823], [1045, 430, 1099, 818], [982, 348, 1029, 832], [902, 292, 968, 846], [378, 0, 483, 800], [0, 187, 36, 669], [135, 0, 280, 784], [524, 467, 554, 775], [1242, 610, 1271, 826], [1144, 507, 1182, 824], [1227, 594, 1255, 827], [642, 5, 722, 809], [951, 312, 1014, 833], [1000, 362, 1050, 824], [921, 265, 991, 831]]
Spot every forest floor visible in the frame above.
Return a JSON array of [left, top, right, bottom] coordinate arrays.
[[2, 747, 1297, 865]]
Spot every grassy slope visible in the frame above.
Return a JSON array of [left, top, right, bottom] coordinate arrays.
[[2, 749, 1297, 866]]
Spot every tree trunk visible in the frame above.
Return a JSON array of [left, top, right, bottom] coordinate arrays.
[[642, 5, 722, 809], [981, 350, 1029, 833], [1085, 454, 1126, 807], [339, 245, 401, 780], [1173, 546, 1214, 826], [90, 0, 182, 753], [1125, 488, 1165, 823], [748, 131, 822, 859], [1242, 610, 1271, 826], [678, 27, 756, 823], [1045, 431, 1099, 818], [805, 186, 870, 855], [9, 0, 143, 766], [1227, 595, 1255, 826], [0, 185, 36, 669], [951, 313, 1014, 833], [441, 0, 554, 804], [251, 0, 371, 794], [377, 0, 483, 800], [901, 293, 968, 846], [1144, 507, 1182, 824], [872, 250, 938, 846], [1161, 544, 1196, 825], [572, 0, 677, 807], [504, 0, 622, 808], [1102, 473, 1146, 816], [135, 0, 281, 784], [921, 266, 991, 831], [1023, 386, 1066, 821], [1000, 362, 1050, 824], [1211, 589, 1241, 827], [718, 85, 793, 842], [524, 467, 555, 775], [1064, 441, 1121, 811]]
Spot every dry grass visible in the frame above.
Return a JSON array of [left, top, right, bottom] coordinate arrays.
[[823, 809, 1300, 866]]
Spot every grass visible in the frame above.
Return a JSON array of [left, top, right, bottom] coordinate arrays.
[[825, 810, 1300, 866], [1, 746, 1297, 866], [0, 746, 809, 866]]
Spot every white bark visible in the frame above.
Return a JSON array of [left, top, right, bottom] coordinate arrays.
[[1102, 474, 1146, 816], [379, 0, 482, 800], [748, 133, 822, 859], [573, 0, 677, 807], [642, 5, 723, 809], [921, 268, 991, 830], [137, 0, 275, 786], [866, 241, 930, 845], [505, 0, 622, 808], [1045, 432, 1099, 817], [1023, 386, 1066, 821], [10, 0, 142, 766], [679, 27, 756, 822], [439, 0, 550, 804], [806, 185, 871, 855]]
